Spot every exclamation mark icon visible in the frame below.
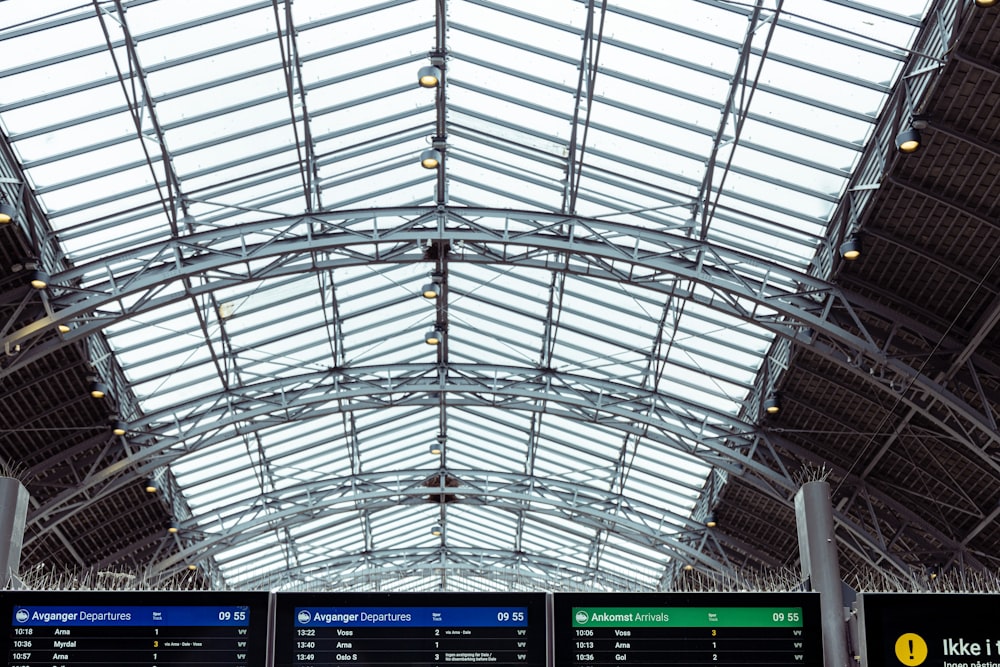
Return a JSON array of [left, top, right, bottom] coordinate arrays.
[[895, 633, 927, 666]]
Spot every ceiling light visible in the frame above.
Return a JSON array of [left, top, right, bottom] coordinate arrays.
[[144, 478, 157, 494], [705, 512, 717, 528], [764, 394, 781, 415], [218, 302, 236, 320], [431, 524, 443, 536], [187, 564, 198, 571], [111, 420, 127, 436], [0, 201, 15, 224], [425, 329, 442, 345], [420, 148, 442, 169], [29, 269, 49, 290], [895, 127, 921, 153], [418, 65, 441, 88], [430, 443, 443, 455], [975, 0, 997, 7], [89, 380, 108, 399], [167, 521, 179, 534], [58, 323, 71, 334], [422, 273, 443, 299], [840, 234, 862, 261]]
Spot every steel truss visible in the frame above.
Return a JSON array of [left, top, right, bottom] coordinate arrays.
[[229, 547, 663, 593], [5, 206, 995, 578], [4, 207, 997, 448], [25, 359, 976, 578]]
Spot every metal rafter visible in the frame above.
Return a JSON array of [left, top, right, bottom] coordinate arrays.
[[28, 363, 778, 516], [4, 207, 996, 459], [0, 0, 980, 589], [135, 470, 749, 578], [227, 547, 652, 591], [17, 361, 968, 578], [92, 0, 187, 235], [762, 430, 987, 571], [560, 0, 606, 216], [696, 0, 775, 241], [271, 0, 321, 212]]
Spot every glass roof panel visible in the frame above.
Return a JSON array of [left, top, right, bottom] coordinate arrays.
[[0, 0, 933, 589]]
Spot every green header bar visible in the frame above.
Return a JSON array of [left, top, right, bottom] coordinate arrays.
[[571, 607, 803, 628]]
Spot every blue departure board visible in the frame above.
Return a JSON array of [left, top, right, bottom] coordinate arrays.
[[273, 592, 546, 667], [0, 591, 269, 667]]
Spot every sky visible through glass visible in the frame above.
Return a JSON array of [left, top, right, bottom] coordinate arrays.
[[0, 0, 929, 589]]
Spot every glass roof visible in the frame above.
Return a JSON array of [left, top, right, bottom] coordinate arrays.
[[0, 0, 930, 590]]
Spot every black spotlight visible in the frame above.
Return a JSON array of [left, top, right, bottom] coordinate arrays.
[[0, 201, 15, 224], [895, 127, 921, 153], [89, 380, 108, 399], [840, 234, 862, 261]]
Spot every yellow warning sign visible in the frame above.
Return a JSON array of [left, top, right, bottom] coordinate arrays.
[[894, 633, 928, 666]]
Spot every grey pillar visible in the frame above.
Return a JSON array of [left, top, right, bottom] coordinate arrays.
[[795, 480, 849, 667], [0, 477, 29, 588]]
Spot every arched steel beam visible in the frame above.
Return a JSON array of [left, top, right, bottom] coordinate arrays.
[[5, 209, 995, 580], [136, 469, 741, 578], [25, 364, 793, 529], [215, 547, 657, 592], [23, 363, 933, 578], [0, 206, 897, 362], [3, 207, 994, 466]]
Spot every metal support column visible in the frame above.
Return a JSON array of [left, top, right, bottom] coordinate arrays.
[[795, 480, 849, 667], [0, 477, 29, 588]]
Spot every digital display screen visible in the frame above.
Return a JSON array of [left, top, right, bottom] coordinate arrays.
[[859, 593, 1000, 667], [0, 590, 269, 667], [272, 592, 547, 667], [553, 592, 822, 666]]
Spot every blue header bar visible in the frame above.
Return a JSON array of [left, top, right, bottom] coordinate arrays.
[[12, 606, 251, 627], [294, 607, 528, 628]]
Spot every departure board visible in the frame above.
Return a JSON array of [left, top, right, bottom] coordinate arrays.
[[553, 592, 823, 667], [272, 592, 546, 667], [0, 590, 269, 667]]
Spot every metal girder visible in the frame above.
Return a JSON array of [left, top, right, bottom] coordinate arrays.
[[697, 0, 773, 242], [19, 359, 963, 579], [4, 207, 994, 578], [761, 431, 987, 572], [0, 206, 909, 353], [92, 0, 185, 236], [607, 4, 890, 95], [133, 469, 741, 578], [3, 206, 996, 458], [226, 547, 651, 592], [26, 363, 787, 524], [5, 208, 997, 500]]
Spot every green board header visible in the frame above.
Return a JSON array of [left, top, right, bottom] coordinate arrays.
[[570, 607, 804, 628]]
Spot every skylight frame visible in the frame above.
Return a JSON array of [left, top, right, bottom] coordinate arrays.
[[0, 0, 932, 588]]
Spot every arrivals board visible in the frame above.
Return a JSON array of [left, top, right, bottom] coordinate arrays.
[[552, 592, 822, 667], [858, 592, 1000, 667], [0, 590, 269, 667], [272, 592, 547, 667]]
